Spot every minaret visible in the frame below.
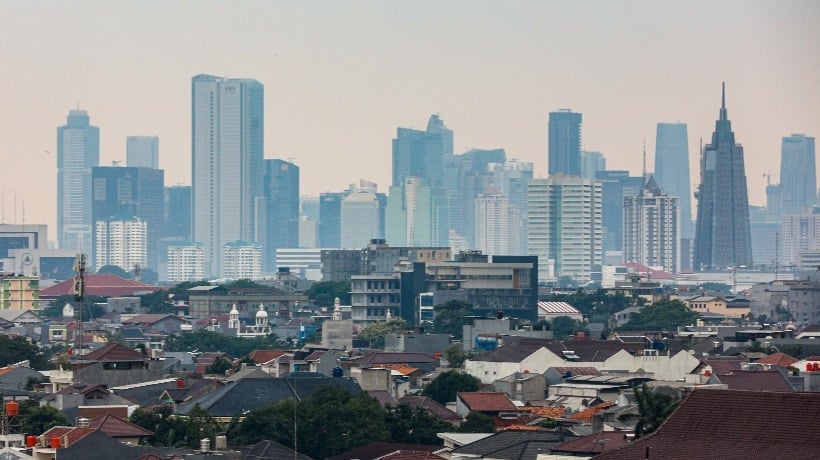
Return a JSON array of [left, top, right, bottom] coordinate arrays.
[[228, 304, 240, 333], [332, 296, 342, 321]]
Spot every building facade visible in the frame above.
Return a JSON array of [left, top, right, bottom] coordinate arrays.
[[386, 177, 447, 247], [318, 192, 343, 249], [166, 243, 205, 283], [580, 150, 606, 180], [222, 241, 262, 280], [260, 159, 299, 272], [126, 136, 159, 169], [781, 207, 820, 268], [654, 123, 692, 239], [548, 110, 582, 176], [57, 109, 99, 254], [192, 75, 264, 277], [528, 174, 602, 284], [474, 188, 520, 256], [0, 274, 40, 310], [392, 114, 453, 187], [595, 170, 644, 255], [95, 219, 148, 272], [779, 134, 816, 215], [340, 185, 383, 249], [694, 84, 753, 269], [623, 176, 679, 273]]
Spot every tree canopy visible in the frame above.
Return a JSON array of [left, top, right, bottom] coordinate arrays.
[[163, 330, 287, 357], [432, 300, 473, 340], [634, 384, 680, 438], [457, 411, 495, 433], [0, 335, 49, 370], [619, 299, 699, 331], [357, 319, 409, 349], [20, 400, 69, 434], [543, 289, 637, 324], [550, 316, 588, 340], [421, 370, 482, 405], [305, 281, 350, 307]]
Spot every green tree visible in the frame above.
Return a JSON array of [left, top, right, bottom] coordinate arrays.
[[444, 344, 474, 369], [421, 370, 481, 405], [432, 300, 473, 340], [550, 316, 587, 340], [183, 404, 222, 448], [619, 300, 700, 331], [205, 357, 233, 375], [130, 405, 191, 447], [457, 411, 495, 433], [0, 335, 49, 370], [97, 264, 133, 278], [164, 330, 288, 358], [745, 341, 777, 355], [224, 279, 266, 289], [229, 401, 296, 446], [357, 319, 408, 349], [20, 400, 70, 434], [634, 385, 680, 438], [305, 281, 351, 308], [385, 404, 450, 445]]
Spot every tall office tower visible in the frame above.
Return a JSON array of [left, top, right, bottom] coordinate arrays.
[[164, 185, 192, 240], [392, 114, 453, 187], [595, 170, 644, 255], [57, 109, 99, 254], [580, 151, 606, 180], [92, 166, 165, 271], [694, 84, 753, 269], [443, 148, 506, 246], [528, 174, 602, 284], [489, 159, 534, 255], [623, 176, 679, 273], [259, 159, 299, 271], [781, 207, 820, 267], [341, 182, 383, 249], [319, 192, 343, 248], [779, 134, 817, 214], [126, 136, 159, 169], [222, 241, 262, 280], [654, 123, 692, 238], [474, 187, 520, 256], [548, 110, 582, 176], [192, 74, 264, 277], [386, 177, 447, 247], [749, 205, 781, 269], [94, 218, 147, 272], [166, 243, 205, 283], [299, 196, 320, 248]]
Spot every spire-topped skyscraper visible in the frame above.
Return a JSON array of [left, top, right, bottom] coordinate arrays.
[[694, 83, 753, 269]]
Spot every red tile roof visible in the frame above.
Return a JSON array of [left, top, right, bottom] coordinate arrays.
[[40, 427, 97, 446], [457, 392, 518, 412], [40, 274, 162, 298], [569, 401, 615, 422], [89, 413, 154, 438], [756, 352, 798, 367], [247, 349, 287, 364], [80, 343, 147, 362], [520, 405, 567, 419], [592, 389, 820, 460]]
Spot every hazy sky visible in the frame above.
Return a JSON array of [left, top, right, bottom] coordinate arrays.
[[1, 1, 818, 237]]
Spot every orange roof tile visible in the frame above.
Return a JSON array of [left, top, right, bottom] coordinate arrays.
[[569, 401, 615, 422], [520, 405, 567, 418], [756, 352, 798, 367]]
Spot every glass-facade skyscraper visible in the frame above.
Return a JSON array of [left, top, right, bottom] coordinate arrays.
[[57, 109, 99, 254], [126, 136, 159, 169], [261, 159, 300, 271], [548, 110, 582, 176], [779, 134, 816, 215], [654, 123, 692, 239], [694, 84, 753, 269], [191, 75, 264, 277]]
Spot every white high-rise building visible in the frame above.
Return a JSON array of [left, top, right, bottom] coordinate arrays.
[[95, 219, 147, 272], [623, 176, 679, 273], [474, 187, 520, 256], [57, 109, 99, 254], [528, 174, 602, 283], [223, 241, 262, 280], [192, 75, 264, 277], [126, 136, 159, 169], [166, 243, 205, 283], [781, 207, 820, 267]]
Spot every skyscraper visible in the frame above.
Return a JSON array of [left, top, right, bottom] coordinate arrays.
[[528, 174, 602, 283], [94, 218, 147, 272], [319, 192, 343, 248], [57, 109, 99, 254], [548, 110, 582, 176], [392, 114, 453, 187], [260, 159, 299, 271], [126, 136, 159, 169], [779, 134, 816, 214], [474, 187, 520, 256], [595, 170, 644, 255], [580, 151, 606, 180], [164, 185, 192, 241], [92, 166, 165, 271], [386, 177, 447, 247], [340, 182, 383, 249], [654, 123, 692, 238], [191, 75, 264, 277], [694, 84, 753, 269], [623, 176, 679, 273]]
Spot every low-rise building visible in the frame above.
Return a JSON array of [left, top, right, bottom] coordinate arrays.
[[0, 274, 40, 310]]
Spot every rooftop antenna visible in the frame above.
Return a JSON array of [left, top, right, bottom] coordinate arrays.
[[642, 139, 647, 180]]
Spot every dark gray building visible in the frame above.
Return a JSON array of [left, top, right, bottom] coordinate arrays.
[[694, 84, 753, 269], [164, 185, 191, 240], [319, 192, 343, 248], [779, 134, 816, 215], [548, 110, 582, 176], [261, 159, 299, 271], [57, 109, 99, 254], [655, 122, 693, 239]]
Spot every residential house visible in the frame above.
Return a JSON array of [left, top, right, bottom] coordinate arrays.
[[86, 413, 153, 445], [398, 395, 462, 426], [683, 295, 750, 318], [120, 314, 184, 335], [70, 342, 164, 387], [446, 429, 564, 460], [455, 392, 519, 427], [549, 431, 628, 457]]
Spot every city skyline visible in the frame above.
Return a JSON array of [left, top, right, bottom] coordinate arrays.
[[0, 2, 818, 236]]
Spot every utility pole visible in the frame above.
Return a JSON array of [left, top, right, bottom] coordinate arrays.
[[73, 254, 87, 359]]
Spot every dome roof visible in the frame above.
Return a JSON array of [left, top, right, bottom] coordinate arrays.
[[256, 305, 268, 318], [230, 305, 239, 315]]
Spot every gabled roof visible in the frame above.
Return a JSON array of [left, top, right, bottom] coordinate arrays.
[[452, 429, 563, 459], [537, 301, 581, 315], [88, 413, 153, 438], [246, 349, 288, 364], [376, 450, 446, 460], [458, 392, 517, 412], [467, 338, 548, 363], [40, 274, 162, 298], [353, 352, 439, 366], [121, 314, 182, 325], [328, 442, 440, 460], [756, 352, 798, 367], [550, 431, 628, 455], [40, 426, 97, 446], [243, 440, 315, 460], [551, 366, 602, 377], [399, 395, 462, 421], [368, 390, 399, 408], [715, 370, 795, 392], [592, 389, 820, 460], [703, 357, 744, 375], [79, 342, 146, 362]]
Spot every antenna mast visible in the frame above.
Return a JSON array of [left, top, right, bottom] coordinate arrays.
[[642, 139, 647, 179]]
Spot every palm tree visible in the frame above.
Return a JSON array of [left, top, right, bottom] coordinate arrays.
[[634, 385, 680, 438]]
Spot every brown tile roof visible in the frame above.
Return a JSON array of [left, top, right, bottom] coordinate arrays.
[[704, 357, 744, 375], [247, 349, 287, 364], [458, 392, 518, 412], [551, 431, 628, 455], [80, 342, 147, 362], [77, 406, 129, 420], [569, 401, 615, 422], [592, 389, 820, 460], [756, 352, 798, 367], [41, 427, 97, 446], [354, 352, 439, 366], [40, 274, 162, 298], [88, 413, 154, 438], [376, 450, 446, 460], [328, 442, 440, 460], [716, 370, 795, 392]]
